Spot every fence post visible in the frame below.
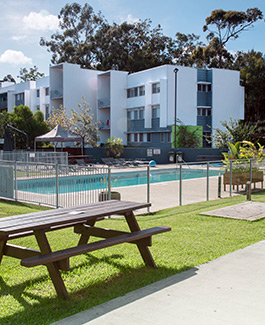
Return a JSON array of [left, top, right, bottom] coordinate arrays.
[[206, 162, 209, 201], [250, 159, 252, 183], [108, 167, 111, 200], [246, 181, 251, 201], [14, 161, 17, 201], [26, 152, 29, 177], [218, 173, 221, 198], [56, 163, 59, 208], [229, 160, 232, 197], [147, 165, 150, 213], [179, 163, 182, 206]]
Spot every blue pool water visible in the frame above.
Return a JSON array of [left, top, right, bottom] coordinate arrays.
[[17, 168, 222, 194]]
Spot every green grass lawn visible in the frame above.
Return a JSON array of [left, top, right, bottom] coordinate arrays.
[[1, 193, 265, 324]]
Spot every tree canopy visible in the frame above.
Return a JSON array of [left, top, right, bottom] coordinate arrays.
[[202, 8, 263, 68], [40, 2, 175, 72], [0, 105, 49, 149], [18, 66, 45, 82]]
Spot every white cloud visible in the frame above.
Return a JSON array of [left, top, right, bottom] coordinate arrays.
[[0, 50, 32, 65], [23, 10, 59, 31], [11, 35, 27, 41], [120, 14, 140, 24]]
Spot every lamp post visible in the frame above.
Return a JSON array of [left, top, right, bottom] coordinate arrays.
[[173, 68, 179, 149]]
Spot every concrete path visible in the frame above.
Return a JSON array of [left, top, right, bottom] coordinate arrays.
[[53, 240, 265, 325]]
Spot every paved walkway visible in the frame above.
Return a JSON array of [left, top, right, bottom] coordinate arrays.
[[53, 240, 265, 325]]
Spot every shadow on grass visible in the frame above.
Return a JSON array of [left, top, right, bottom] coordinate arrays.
[[0, 253, 196, 325]]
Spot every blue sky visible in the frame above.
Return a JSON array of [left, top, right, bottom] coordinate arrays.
[[1, 0, 265, 81]]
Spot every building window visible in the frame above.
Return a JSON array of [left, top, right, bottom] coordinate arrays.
[[139, 108, 144, 119], [139, 133, 143, 142], [152, 82, 160, 94], [197, 108, 211, 116], [152, 105, 160, 118], [203, 132, 212, 147], [197, 84, 211, 92], [127, 87, 138, 98], [127, 134, 131, 142], [127, 86, 145, 98], [167, 132, 171, 143], [160, 133, 165, 143], [147, 133, 151, 142], [139, 86, 145, 96], [45, 105, 50, 119], [134, 133, 138, 142], [128, 107, 144, 120], [36, 106, 40, 111], [45, 87, 49, 96], [37, 89, 40, 97], [15, 93, 24, 101]]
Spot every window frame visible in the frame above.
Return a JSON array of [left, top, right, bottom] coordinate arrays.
[[152, 82, 160, 94]]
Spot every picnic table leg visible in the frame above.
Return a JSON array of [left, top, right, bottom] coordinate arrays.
[[77, 218, 97, 246], [0, 236, 7, 265], [124, 211, 157, 268], [34, 230, 68, 299]]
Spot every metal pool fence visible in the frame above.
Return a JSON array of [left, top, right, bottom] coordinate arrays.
[[0, 158, 264, 211], [0, 160, 109, 208], [0, 151, 68, 165]]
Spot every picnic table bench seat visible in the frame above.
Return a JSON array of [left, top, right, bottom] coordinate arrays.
[[21, 226, 170, 267]]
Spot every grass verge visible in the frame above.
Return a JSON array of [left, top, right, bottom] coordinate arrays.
[[1, 192, 265, 324]]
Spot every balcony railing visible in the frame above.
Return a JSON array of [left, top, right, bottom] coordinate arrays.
[[99, 120, 110, 129], [0, 102, 7, 109], [50, 89, 63, 99], [98, 98, 110, 109]]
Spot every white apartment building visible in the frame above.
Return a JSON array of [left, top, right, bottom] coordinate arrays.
[[0, 63, 244, 148]]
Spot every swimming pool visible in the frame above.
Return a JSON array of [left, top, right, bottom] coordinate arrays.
[[17, 168, 222, 195]]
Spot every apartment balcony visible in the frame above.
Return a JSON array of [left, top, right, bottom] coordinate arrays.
[[98, 98, 110, 109], [197, 92, 212, 106], [99, 120, 110, 129], [50, 89, 63, 99]]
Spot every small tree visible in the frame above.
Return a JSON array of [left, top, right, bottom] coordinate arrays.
[[176, 126, 201, 148], [47, 106, 73, 130], [211, 118, 258, 148], [105, 137, 124, 158], [47, 99, 100, 153], [71, 98, 100, 154]]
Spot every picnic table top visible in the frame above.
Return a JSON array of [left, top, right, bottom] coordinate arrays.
[[0, 200, 151, 236]]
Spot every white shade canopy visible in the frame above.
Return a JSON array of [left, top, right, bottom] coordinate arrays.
[[35, 125, 82, 143]]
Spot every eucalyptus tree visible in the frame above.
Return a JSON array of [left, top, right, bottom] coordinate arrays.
[[202, 8, 263, 68]]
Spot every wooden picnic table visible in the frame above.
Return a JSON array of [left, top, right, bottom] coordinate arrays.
[[0, 200, 171, 298]]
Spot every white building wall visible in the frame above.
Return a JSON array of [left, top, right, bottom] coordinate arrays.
[[7, 91, 15, 111], [126, 65, 198, 130], [110, 70, 128, 143], [160, 78, 167, 127], [166, 65, 197, 126], [212, 69, 244, 131], [63, 63, 101, 116]]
